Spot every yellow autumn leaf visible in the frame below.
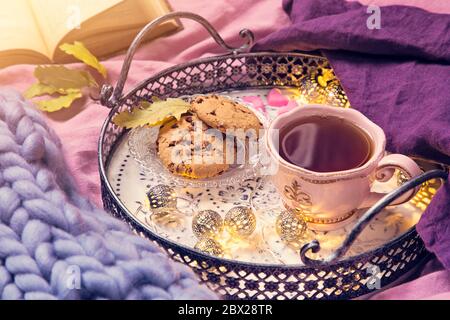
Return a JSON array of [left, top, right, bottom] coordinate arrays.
[[59, 41, 107, 78], [82, 71, 98, 87], [113, 98, 190, 129], [24, 83, 79, 99], [34, 65, 98, 89], [112, 108, 156, 129], [35, 90, 83, 112]]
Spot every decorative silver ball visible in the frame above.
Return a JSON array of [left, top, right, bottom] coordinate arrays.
[[192, 210, 223, 240], [146, 184, 177, 210], [276, 210, 307, 243], [224, 206, 256, 238], [194, 238, 224, 257]]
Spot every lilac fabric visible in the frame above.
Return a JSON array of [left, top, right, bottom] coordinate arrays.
[[254, 0, 450, 269], [0, 88, 217, 300]]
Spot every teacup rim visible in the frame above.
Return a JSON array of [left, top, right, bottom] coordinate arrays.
[[266, 104, 386, 178]]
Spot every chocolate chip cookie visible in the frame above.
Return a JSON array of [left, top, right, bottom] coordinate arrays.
[[190, 95, 262, 134], [157, 113, 233, 179]]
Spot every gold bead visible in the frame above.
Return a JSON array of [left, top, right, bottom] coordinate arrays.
[[192, 210, 223, 239], [276, 210, 307, 243], [224, 206, 256, 238], [194, 238, 224, 257], [146, 185, 177, 210]]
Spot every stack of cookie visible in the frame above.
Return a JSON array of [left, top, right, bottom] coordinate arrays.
[[157, 95, 262, 179]]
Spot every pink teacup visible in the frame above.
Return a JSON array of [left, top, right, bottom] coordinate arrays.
[[265, 104, 422, 231]]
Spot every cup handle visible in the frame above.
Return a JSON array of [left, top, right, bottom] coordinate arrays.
[[360, 154, 423, 208]]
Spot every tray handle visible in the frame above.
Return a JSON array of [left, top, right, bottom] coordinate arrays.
[[300, 169, 448, 267], [100, 11, 254, 108]]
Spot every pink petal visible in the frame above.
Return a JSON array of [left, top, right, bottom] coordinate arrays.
[[242, 96, 266, 114], [287, 100, 298, 107], [267, 88, 289, 107], [277, 100, 298, 115]]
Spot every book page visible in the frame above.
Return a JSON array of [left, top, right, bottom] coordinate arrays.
[[0, 0, 48, 56], [65, 0, 174, 39], [28, 0, 122, 53]]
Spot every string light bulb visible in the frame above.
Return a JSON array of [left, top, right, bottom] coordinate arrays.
[[194, 238, 224, 257], [146, 184, 177, 211], [276, 209, 307, 243], [224, 206, 256, 238], [192, 210, 223, 240]]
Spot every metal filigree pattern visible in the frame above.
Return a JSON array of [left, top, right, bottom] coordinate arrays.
[[192, 210, 224, 239], [276, 210, 307, 243], [224, 206, 256, 238]]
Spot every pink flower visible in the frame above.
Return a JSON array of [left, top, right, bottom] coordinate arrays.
[[267, 88, 289, 107], [277, 100, 298, 115], [242, 96, 266, 114]]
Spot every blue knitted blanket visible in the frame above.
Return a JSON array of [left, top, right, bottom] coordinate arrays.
[[0, 88, 217, 300]]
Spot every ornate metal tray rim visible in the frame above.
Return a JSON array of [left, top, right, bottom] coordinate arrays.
[[97, 11, 448, 299], [97, 54, 440, 271], [119, 51, 329, 104]]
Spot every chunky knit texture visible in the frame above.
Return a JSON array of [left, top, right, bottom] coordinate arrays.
[[0, 88, 217, 300]]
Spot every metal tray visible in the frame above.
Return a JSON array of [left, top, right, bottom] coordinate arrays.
[[98, 12, 448, 300]]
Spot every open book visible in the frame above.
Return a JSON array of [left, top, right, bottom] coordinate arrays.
[[0, 0, 180, 68]]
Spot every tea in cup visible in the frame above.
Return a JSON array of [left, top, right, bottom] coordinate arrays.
[[265, 105, 422, 231]]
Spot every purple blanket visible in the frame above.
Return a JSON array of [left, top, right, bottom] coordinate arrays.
[[254, 0, 450, 272]]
